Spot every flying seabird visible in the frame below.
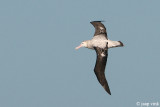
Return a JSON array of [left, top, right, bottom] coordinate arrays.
[[75, 21, 124, 95]]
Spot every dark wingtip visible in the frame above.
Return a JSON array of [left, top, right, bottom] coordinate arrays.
[[108, 91, 111, 95], [90, 20, 105, 23], [106, 89, 111, 95], [103, 85, 111, 95]]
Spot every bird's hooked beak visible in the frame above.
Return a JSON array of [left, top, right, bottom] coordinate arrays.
[[75, 44, 82, 50]]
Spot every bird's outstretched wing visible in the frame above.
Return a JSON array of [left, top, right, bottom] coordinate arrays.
[[94, 47, 111, 95], [90, 21, 107, 38]]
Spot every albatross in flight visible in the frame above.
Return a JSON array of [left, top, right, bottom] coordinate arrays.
[[75, 21, 124, 95]]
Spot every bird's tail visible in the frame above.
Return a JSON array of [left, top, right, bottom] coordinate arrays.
[[108, 40, 124, 48], [118, 41, 124, 47]]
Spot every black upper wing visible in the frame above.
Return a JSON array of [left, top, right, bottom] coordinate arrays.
[[94, 47, 111, 95], [90, 21, 107, 38]]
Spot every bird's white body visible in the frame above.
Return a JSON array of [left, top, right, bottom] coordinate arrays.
[[91, 35, 107, 49], [85, 35, 122, 49]]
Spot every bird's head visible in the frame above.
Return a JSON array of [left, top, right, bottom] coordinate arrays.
[[75, 41, 87, 50]]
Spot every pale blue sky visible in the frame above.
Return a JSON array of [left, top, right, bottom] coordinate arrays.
[[0, 0, 160, 107]]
